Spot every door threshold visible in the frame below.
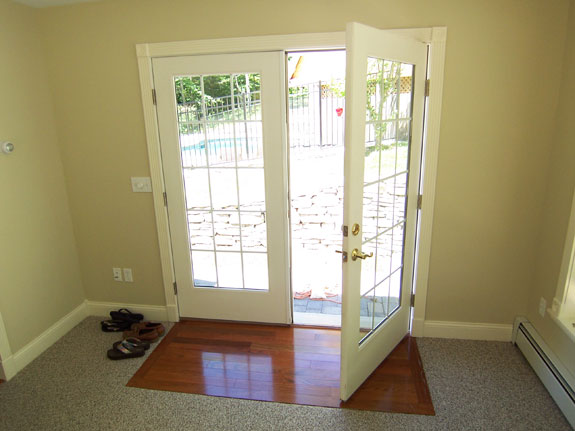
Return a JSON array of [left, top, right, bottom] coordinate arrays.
[[291, 323, 341, 331], [179, 317, 290, 327]]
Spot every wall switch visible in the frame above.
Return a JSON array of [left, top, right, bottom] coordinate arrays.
[[113, 267, 123, 282], [123, 268, 133, 282], [131, 177, 152, 193], [539, 297, 547, 318]]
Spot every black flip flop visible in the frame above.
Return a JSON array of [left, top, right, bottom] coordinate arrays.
[[109, 308, 144, 323], [100, 320, 132, 332], [106, 339, 145, 360], [113, 337, 150, 351]]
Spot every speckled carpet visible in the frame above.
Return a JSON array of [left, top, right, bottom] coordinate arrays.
[[0, 317, 571, 430]]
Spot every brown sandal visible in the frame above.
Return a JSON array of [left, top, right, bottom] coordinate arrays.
[[134, 322, 165, 336], [123, 323, 159, 342]]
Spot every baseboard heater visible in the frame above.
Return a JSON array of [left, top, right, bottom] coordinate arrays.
[[513, 318, 575, 428]]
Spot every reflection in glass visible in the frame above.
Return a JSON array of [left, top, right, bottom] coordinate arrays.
[[175, 73, 269, 290], [359, 57, 415, 344]]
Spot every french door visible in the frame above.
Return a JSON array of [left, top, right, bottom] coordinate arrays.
[[153, 52, 290, 323], [339, 23, 427, 400], [151, 24, 428, 401]]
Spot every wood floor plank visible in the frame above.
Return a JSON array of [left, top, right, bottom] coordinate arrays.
[[127, 320, 434, 415]]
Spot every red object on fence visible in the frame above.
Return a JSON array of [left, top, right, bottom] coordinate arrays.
[[336, 107, 343, 117]]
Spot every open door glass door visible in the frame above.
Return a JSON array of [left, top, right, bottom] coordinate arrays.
[[340, 23, 427, 401]]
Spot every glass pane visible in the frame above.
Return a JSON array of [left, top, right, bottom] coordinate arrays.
[[395, 121, 410, 173], [243, 253, 268, 290], [213, 211, 240, 251], [210, 169, 238, 210], [392, 173, 408, 225], [184, 168, 210, 210], [379, 122, 398, 180], [360, 289, 375, 335], [233, 74, 261, 121], [364, 124, 380, 185], [216, 252, 243, 289], [238, 169, 266, 211], [191, 250, 217, 287], [377, 179, 395, 232], [240, 212, 267, 252], [387, 269, 402, 316], [391, 223, 405, 273], [205, 122, 236, 167], [360, 240, 377, 295], [236, 122, 264, 167], [398, 64, 414, 118], [175, 76, 202, 122], [179, 115, 206, 169], [375, 228, 392, 286], [373, 278, 390, 329], [188, 211, 213, 250], [362, 183, 379, 242]]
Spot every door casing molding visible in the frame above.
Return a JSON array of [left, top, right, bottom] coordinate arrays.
[[135, 27, 447, 332]]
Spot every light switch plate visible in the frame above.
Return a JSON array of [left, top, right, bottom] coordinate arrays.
[[131, 177, 152, 193]]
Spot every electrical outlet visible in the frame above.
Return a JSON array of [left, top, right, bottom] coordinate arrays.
[[113, 267, 123, 282], [123, 268, 133, 283], [539, 297, 547, 318]]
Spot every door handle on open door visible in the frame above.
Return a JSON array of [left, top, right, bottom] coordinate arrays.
[[351, 248, 373, 261]]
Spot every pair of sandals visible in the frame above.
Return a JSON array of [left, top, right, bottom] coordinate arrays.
[[106, 323, 166, 360], [103, 308, 166, 360], [101, 308, 145, 332]]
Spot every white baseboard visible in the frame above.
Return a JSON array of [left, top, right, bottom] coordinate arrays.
[[411, 317, 425, 337], [421, 320, 513, 341], [0, 356, 17, 381], [85, 300, 169, 322], [2, 301, 88, 381]]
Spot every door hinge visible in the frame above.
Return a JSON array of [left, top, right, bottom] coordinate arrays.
[[425, 79, 430, 97], [410, 293, 416, 307], [173, 281, 178, 295], [163, 191, 168, 207], [152, 89, 157, 105], [417, 194, 423, 210]]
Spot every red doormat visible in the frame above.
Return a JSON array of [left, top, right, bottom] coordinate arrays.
[[127, 320, 434, 415]]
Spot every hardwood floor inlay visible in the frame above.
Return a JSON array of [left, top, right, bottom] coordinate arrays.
[[127, 320, 434, 415]]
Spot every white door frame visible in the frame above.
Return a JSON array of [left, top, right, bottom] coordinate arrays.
[[135, 27, 447, 332]]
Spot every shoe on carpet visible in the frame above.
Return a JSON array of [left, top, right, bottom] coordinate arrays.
[[107, 339, 146, 360], [133, 322, 166, 336], [113, 337, 150, 351], [109, 308, 144, 323], [100, 319, 133, 332], [123, 323, 159, 342]]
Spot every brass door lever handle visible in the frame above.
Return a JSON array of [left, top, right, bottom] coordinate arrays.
[[351, 248, 373, 261]]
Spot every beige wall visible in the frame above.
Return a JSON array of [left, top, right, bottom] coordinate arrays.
[[530, 0, 575, 378], [38, 0, 569, 325], [0, 0, 84, 353]]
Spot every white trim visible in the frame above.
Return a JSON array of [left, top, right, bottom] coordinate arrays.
[[422, 319, 513, 341], [0, 356, 17, 381], [85, 300, 170, 322], [136, 32, 346, 58], [1, 302, 88, 381], [0, 308, 12, 380], [411, 27, 447, 336], [135, 27, 447, 325], [136, 53, 179, 323]]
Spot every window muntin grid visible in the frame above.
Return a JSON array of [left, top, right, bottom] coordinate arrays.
[[175, 73, 268, 291], [359, 59, 415, 343]]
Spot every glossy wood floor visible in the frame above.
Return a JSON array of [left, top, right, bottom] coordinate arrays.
[[127, 320, 434, 415]]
